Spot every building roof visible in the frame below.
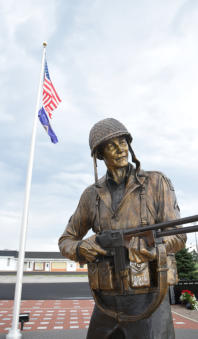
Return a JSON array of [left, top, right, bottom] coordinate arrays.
[[25, 252, 64, 259], [0, 250, 18, 258], [0, 250, 65, 259]]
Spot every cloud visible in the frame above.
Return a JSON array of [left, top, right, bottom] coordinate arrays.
[[1, 0, 198, 251]]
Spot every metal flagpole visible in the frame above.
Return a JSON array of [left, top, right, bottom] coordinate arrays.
[[7, 42, 47, 339]]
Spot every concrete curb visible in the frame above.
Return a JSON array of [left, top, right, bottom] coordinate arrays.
[[0, 329, 87, 339], [1, 329, 198, 339]]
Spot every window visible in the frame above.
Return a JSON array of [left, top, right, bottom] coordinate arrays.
[[35, 262, 44, 271], [7, 258, 10, 266], [80, 264, 84, 268]]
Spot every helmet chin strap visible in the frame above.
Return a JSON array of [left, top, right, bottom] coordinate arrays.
[[93, 153, 98, 184], [128, 142, 141, 173]]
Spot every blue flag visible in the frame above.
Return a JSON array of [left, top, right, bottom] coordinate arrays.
[[38, 107, 58, 144]]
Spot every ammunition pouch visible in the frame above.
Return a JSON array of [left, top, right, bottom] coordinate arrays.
[[129, 254, 178, 288], [88, 261, 114, 290], [130, 262, 150, 288], [88, 261, 151, 291], [167, 253, 178, 285]]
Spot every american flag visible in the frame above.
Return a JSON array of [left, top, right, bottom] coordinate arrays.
[[43, 60, 61, 119]]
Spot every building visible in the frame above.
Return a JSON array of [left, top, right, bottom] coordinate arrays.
[[0, 250, 87, 273]]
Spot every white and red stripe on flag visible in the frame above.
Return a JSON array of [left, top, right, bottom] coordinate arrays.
[[43, 76, 61, 119]]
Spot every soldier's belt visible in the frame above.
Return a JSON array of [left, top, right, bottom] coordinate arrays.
[[88, 244, 168, 322], [88, 260, 151, 291], [88, 253, 177, 292]]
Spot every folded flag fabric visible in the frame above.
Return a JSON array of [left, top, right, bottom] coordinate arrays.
[[38, 107, 58, 144], [43, 60, 61, 119]]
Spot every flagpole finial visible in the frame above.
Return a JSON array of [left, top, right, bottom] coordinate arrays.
[[43, 41, 47, 47]]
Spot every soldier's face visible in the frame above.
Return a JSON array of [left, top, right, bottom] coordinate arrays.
[[102, 136, 129, 169]]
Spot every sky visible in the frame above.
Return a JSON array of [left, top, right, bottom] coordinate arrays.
[[1, 0, 198, 253]]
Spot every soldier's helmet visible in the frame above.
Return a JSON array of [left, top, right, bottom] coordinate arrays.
[[89, 118, 132, 159]]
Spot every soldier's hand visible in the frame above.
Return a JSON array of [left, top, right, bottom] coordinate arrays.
[[78, 234, 107, 262], [128, 237, 156, 264], [163, 235, 182, 253]]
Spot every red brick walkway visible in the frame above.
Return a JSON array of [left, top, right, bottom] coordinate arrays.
[[0, 300, 94, 333], [172, 310, 198, 330], [0, 300, 198, 333]]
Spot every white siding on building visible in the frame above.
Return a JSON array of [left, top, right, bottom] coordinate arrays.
[[0, 252, 81, 273], [0, 257, 17, 271], [67, 261, 76, 272]]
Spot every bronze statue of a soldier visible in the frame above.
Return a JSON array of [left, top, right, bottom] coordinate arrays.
[[59, 118, 186, 339]]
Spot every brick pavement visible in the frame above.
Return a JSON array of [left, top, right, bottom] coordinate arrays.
[[0, 300, 94, 333], [0, 300, 198, 334], [172, 304, 198, 322]]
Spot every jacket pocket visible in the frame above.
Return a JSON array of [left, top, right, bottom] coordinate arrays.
[[129, 262, 151, 288]]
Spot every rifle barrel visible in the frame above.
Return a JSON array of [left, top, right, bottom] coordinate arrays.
[[123, 214, 198, 236], [156, 224, 198, 237]]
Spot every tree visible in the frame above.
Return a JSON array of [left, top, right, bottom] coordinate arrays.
[[191, 249, 198, 263], [175, 248, 197, 280], [191, 250, 198, 279]]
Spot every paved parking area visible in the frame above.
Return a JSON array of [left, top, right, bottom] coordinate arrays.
[[0, 300, 198, 334]]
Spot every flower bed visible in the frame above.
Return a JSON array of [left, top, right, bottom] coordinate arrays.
[[180, 289, 198, 310]]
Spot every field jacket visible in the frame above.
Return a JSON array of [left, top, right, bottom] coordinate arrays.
[[59, 165, 186, 290]]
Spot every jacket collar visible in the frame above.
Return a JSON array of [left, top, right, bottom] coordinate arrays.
[[95, 164, 147, 213]]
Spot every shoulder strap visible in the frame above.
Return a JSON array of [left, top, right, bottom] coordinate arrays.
[[94, 193, 101, 233], [140, 184, 147, 226]]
